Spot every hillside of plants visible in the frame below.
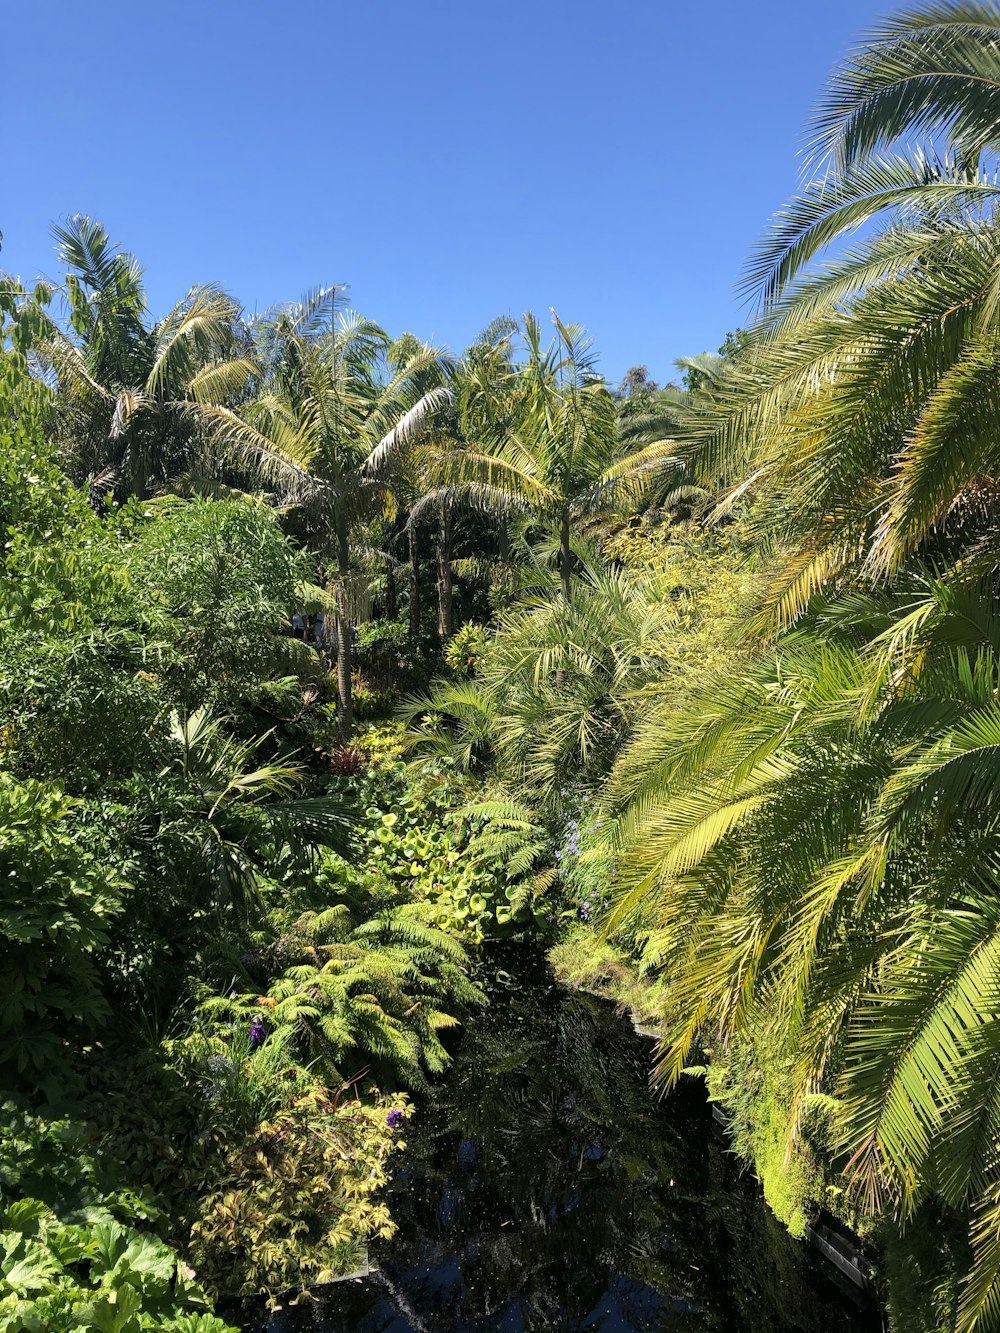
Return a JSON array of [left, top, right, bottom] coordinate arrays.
[[9, 4, 1000, 1331]]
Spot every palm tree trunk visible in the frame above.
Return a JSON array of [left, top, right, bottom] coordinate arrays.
[[335, 506, 353, 742], [437, 499, 453, 643], [408, 518, 421, 638], [385, 555, 398, 620], [498, 520, 510, 564]]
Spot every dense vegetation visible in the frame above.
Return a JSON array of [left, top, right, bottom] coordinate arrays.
[[10, 4, 1000, 1331]]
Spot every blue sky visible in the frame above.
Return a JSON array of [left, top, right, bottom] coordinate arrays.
[[6, 0, 894, 384]]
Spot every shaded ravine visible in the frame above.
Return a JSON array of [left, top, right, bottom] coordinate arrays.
[[243, 945, 882, 1333]]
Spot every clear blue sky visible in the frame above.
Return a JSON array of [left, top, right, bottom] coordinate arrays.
[[6, 0, 894, 385]]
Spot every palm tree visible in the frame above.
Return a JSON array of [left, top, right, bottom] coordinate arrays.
[[600, 573, 1000, 1332], [388, 319, 521, 644], [239, 290, 449, 739], [38, 215, 257, 500], [679, 5, 1000, 630], [433, 311, 678, 606], [403, 550, 676, 801], [374, 331, 459, 644]]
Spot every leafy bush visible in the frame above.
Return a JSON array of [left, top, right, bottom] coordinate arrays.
[[0, 1201, 235, 1333], [548, 928, 668, 1031], [81, 1050, 208, 1218], [354, 618, 434, 692], [703, 1020, 861, 1240], [443, 623, 488, 677], [0, 776, 125, 1087], [353, 721, 407, 767], [0, 1104, 235, 1333], [123, 500, 304, 704], [352, 678, 399, 721], [352, 762, 538, 940], [186, 1089, 408, 1301], [0, 359, 70, 545], [195, 905, 483, 1090]]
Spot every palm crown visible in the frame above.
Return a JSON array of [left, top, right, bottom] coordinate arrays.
[[678, 5, 1000, 630], [435, 311, 677, 601], [239, 288, 450, 736], [40, 215, 257, 500]]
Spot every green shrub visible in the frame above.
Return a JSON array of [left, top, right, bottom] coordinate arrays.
[[194, 905, 483, 1091], [0, 776, 125, 1087], [0, 1104, 234, 1333], [354, 721, 407, 767], [186, 1090, 408, 1301], [704, 1019, 861, 1239], [351, 762, 518, 940], [548, 928, 668, 1030], [123, 500, 303, 705], [0, 1200, 236, 1333], [443, 623, 488, 677], [352, 680, 399, 721]]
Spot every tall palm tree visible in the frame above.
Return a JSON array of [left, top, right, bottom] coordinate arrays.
[[240, 290, 449, 739], [375, 331, 459, 644], [384, 319, 521, 644], [433, 312, 678, 606], [38, 215, 257, 500]]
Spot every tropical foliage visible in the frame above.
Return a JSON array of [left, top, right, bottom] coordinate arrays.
[[13, 8, 1000, 1326]]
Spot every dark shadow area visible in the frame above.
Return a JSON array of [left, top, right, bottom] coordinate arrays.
[[240, 945, 882, 1332]]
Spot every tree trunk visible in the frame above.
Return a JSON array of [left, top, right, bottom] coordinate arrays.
[[335, 506, 353, 742], [436, 499, 453, 644], [385, 556, 398, 620], [498, 520, 510, 564], [408, 518, 421, 638]]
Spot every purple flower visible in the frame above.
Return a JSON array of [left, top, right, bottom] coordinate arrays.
[[386, 1109, 404, 1130], [249, 1018, 268, 1047]]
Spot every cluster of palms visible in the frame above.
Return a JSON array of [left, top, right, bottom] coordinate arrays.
[[589, 6, 1000, 1330], [30, 5, 1000, 1320], [390, 4, 1000, 1327], [18, 225, 679, 743]]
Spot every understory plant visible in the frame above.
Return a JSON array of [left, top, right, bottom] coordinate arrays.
[[0, 1105, 236, 1333], [185, 1087, 409, 1301], [194, 904, 483, 1091]]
